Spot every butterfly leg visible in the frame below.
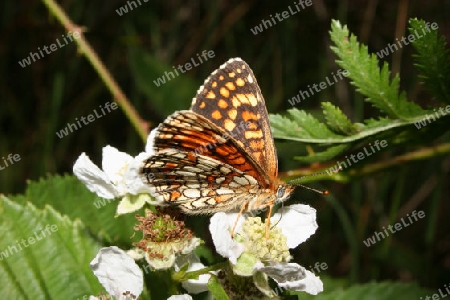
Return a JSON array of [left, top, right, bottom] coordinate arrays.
[[265, 202, 275, 240], [231, 200, 249, 238]]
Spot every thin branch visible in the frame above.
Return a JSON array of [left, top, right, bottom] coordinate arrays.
[[41, 0, 148, 142], [281, 142, 450, 182]]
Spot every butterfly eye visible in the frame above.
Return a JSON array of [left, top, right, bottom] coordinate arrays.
[[276, 185, 286, 199]]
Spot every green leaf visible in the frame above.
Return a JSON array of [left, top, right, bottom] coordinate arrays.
[[271, 109, 439, 144], [10, 175, 143, 246], [293, 281, 432, 300], [270, 109, 342, 142], [321, 102, 359, 135], [207, 274, 229, 300], [329, 20, 425, 120], [409, 18, 450, 103], [0, 196, 103, 299]]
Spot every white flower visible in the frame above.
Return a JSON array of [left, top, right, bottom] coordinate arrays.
[[73, 146, 132, 199], [209, 204, 323, 295], [90, 246, 143, 300], [73, 145, 163, 214], [254, 262, 323, 295], [167, 295, 192, 300]]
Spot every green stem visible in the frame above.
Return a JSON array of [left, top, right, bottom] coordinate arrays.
[[41, 0, 148, 142], [281, 142, 450, 182]]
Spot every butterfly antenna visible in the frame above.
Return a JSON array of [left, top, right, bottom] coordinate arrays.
[[288, 165, 342, 195]]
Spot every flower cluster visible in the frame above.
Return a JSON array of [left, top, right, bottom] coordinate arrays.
[[73, 130, 324, 299]]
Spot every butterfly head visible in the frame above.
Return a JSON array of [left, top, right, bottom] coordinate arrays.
[[275, 183, 295, 204]]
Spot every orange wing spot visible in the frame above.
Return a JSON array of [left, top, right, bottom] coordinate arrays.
[[236, 94, 252, 106], [215, 145, 230, 157], [225, 82, 236, 90], [166, 162, 178, 168], [250, 140, 264, 150], [240, 93, 258, 106], [246, 121, 258, 130], [230, 156, 246, 164], [219, 75, 224, 80], [241, 64, 246, 69], [160, 133, 173, 139], [199, 101, 206, 108], [212, 81, 218, 88], [171, 190, 181, 200], [252, 151, 262, 161], [215, 195, 228, 203], [218, 99, 228, 109], [207, 190, 215, 196], [236, 78, 245, 86], [228, 109, 237, 120], [224, 119, 236, 131], [187, 151, 196, 161], [242, 110, 258, 121], [245, 130, 263, 139], [206, 91, 216, 99], [211, 110, 222, 120], [231, 96, 242, 107], [236, 68, 241, 73], [228, 72, 236, 78], [220, 87, 230, 98]]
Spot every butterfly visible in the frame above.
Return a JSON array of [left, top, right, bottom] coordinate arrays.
[[140, 57, 296, 237]]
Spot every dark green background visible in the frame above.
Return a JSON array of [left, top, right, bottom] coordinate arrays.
[[1, 0, 449, 295]]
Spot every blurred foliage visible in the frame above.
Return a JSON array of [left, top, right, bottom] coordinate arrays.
[[1, 0, 450, 299]]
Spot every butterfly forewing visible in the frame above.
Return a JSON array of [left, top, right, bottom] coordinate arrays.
[[190, 58, 278, 182]]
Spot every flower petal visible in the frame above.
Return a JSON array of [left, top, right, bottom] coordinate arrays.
[[167, 295, 193, 300], [124, 152, 155, 195], [101, 146, 133, 193], [272, 204, 318, 249], [209, 212, 245, 264], [73, 153, 118, 199], [255, 262, 323, 295], [90, 246, 143, 299], [116, 194, 151, 215], [144, 251, 176, 270], [145, 128, 158, 155]]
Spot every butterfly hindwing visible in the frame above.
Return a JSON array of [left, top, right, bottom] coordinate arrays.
[[141, 148, 262, 214]]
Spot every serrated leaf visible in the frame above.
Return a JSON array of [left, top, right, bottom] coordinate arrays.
[[329, 20, 425, 120], [321, 102, 359, 135], [207, 274, 229, 300], [293, 281, 431, 300], [10, 175, 143, 246], [409, 18, 450, 103], [270, 109, 342, 143], [0, 196, 103, 299], [271, 109, 443, 144]]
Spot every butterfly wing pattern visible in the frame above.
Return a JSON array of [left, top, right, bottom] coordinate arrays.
[[140, 57, 295, 217]]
